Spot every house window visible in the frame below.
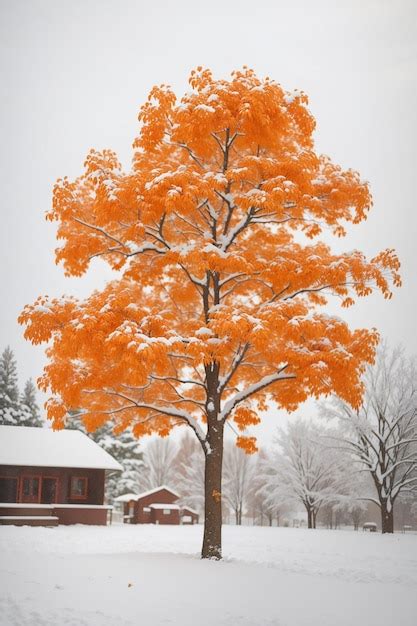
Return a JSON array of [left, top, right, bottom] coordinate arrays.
[[143, 507, 151, 513], [163, 509, 171, 515], [70, 476, 88, 499], [20, 475, 41, 503]]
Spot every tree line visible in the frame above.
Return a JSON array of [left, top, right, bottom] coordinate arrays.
[[2, 342, 416, 533]]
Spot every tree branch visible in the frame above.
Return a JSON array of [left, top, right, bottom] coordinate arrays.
[[218, 366, 295, 421]]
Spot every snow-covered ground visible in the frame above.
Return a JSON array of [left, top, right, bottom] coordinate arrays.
[[1, 524, 416, 626]]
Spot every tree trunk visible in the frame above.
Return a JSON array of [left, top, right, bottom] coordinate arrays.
[[381, 502, 394, 534], [307, 508, 313, 529], [202, 422, 224, 559]]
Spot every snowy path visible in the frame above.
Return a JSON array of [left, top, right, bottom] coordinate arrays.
[[1, 525, 416, 626]]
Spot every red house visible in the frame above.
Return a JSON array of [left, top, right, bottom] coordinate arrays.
[[116, 485, 199, 525], [0, 426, 122, 526]]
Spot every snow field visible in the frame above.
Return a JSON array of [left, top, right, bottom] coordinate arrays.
[[1, 524, 416, 626]]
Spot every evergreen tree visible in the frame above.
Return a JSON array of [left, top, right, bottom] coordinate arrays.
[[19, 379, 43, 427], [0, 347, 21, 425], [95, 429, 144, 501], [65, 413, 144, 501]]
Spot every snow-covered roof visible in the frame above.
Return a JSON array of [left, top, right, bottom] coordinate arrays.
[[181, 506, 199, 515], [149, 503, 180, 510], [113, 485, 180, 503], [114, 493, 139, 502], [135, 485, 180, 501], [0, 426, 123, 471]]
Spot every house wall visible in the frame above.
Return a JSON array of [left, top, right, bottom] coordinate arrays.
[[151, 508, 180, 525], [122, 489, 201, 526], [0, 504, 110, 525], [181, 508, 199, 525], [0, 466, 110, 526], [0, 466, 105, 507], [54, 506, 109, 525], [128, 489, 179, 524]]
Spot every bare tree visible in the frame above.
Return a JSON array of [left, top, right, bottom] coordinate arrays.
[[174, 433, 205, 514], [334, 473, 371, 530], [260, 419, 351, 529], [322, 343, 417, 533], [247, 449, 291, 526], [349, 503, 367, 530], [223, 441, 255, 525], [140, 437, 178, 491], [411, 500, 417, 524]]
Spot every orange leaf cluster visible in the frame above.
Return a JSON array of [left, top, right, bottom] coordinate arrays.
[[236, 436, 258, 455]]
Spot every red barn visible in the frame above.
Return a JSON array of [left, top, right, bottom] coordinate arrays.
[[116, 485, 199, 525], [0, 426, 122, 526]]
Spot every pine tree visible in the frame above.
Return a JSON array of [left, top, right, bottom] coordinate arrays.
[[96, 428, 144, 501], [65, 413, 144, 501], [0, 347, 21, 425], [20, 379, 43, 427]]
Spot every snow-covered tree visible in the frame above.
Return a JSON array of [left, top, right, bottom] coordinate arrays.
[[94, 428, 144, 501], [223, 440, 254, 525], [260, 419, 350, 528], [173, 431, 203, 475], [140, 437, 178, 491], [411, 500, 417, 522], [19, 379, 43, 427], [176, 449, 205, 514], [173, 431, 205, 512], [19, 67, 401, 559], [331, 472, 371, 530], [0, 349, 43, 427], [347, 501, 368, 531], [322, 343, 417, 533], [247, 449, 292, 526], [0, 347, 22, 425]]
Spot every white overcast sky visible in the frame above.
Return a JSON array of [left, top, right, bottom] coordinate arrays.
[[0, 0, 416, 437]]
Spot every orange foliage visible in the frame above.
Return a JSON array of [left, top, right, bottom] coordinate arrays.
[[236, 436, 259, 454], [19, 68, 400, 454]]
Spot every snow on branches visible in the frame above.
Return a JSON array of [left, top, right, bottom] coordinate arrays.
[[18, 68, 400, 465], [321, 343, 417, 533]]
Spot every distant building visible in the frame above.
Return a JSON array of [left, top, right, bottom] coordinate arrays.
[[0, 425, 122, 526], [115, 485, 199, 525]]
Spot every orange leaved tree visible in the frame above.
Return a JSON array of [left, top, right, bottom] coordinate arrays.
[[19, 68, 400, 559]]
